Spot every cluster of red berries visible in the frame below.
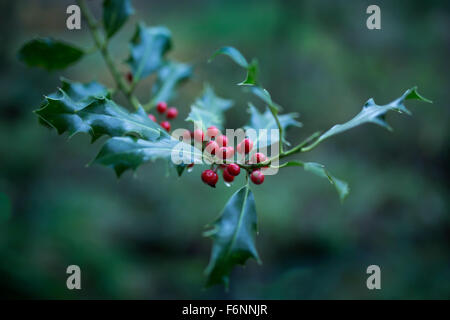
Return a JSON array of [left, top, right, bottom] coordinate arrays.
[[201, 163, 241, 188], [192, 126, 266, 188], [124, 75, 268, 187], [147, 101, 178, 132], [125, 73, 177, 132]]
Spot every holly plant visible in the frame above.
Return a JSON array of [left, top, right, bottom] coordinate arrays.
[[18, 0, 432, 288]]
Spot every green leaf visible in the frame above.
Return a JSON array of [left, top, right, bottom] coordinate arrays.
[[103, 0, 135, 38], [245, 104, 301, 148], [94, 136, 203, 177], [35, 83, 164, 142], [209, 46, 248, 68], [204, 185, 260, 288], [280, 161, 349, 201], [48, 78, 110, 102], [315, 87, 432, 145], [405, 87, 433, 103], [249, 86, 281, 110], [174, 163, 188, 177], [149, 61, 192, 107], [239, 59, 259, 86], [210, 46, 259, 86], [127, 23, 172, 81], [18, 38, 84, 71], [186, 85, 233, 131]]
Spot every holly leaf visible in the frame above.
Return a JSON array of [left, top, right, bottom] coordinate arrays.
[[94, 136, 204, 177], [209, 46, 259, 86], [249, 86, 282, 111], [35, 83, 163, 142], [186, 85, 233, 131], [103, 0, 135, 38], [18, 38, 84, 71], [210, 46, 248, 68], [245, 103, 301, 148], [240, 59, 259, 86], [315, 87, 432, 144], [174, 163, 188, 177], [204, 184, 260, 288], [127, 23, 172, 81], [48, 78, 110, 102], [280, 161, 349, 201], [149, 61, 192, 107]]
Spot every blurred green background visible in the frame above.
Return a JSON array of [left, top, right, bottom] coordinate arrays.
[[0, 0, 449, 299]]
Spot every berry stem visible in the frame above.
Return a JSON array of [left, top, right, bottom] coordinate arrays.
[[267, 103, 284, 156], [234, 131, 322, 172], [77, 0, 142, 111]]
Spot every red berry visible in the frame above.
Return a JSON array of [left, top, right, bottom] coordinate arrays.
[[250, 170, 265, 185], [160, 121, 171, 132], [156, 101, 167, 114], [226, 163, 240, 176], [187, 163, 194, 168], [182, 130, 192, 142], [228, 146, 235, 158], [222, 168, 235, 183], [206, 126, 220, 139], [148, 114, 156, 122], [237, 138, 253, 154], [126, 72, 133, 83], [166, 107, 178, 119], [193, 129, 204, 143], [217, 147, 227, 159], [205, 140, 219, 155], [201, 169, 218, 187], [216, 135, 228, 147], [218, 146, 234, 160], [251, 152, 267, 164]]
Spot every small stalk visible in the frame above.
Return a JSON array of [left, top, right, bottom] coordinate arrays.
[[268, 104, 284, 155], [77, 0, 141, 110], [282, 131, 322, 157]]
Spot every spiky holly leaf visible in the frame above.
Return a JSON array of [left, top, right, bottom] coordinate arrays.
[[39, 78, 109, 129], [18, 38, 84, 71], [103, 0, 135, 38], [210, 46, 285, 114], [185, 85, 233, 131], [312, 87, 432, 146], [149, 61, 192, 108], [245, 104, 302, 148], [204, 184, 260, 288], [94, 136, 204, 177], [280, 161, 349, 201], [47, 78, 110, 103], [35, 81, 163, 142], [127, 23, 172, 81], [209, 46, 259, 86]]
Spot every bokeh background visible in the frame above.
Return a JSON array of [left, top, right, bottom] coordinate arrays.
[[0, 0, 449, 299]]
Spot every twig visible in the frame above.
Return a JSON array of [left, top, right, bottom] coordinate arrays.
[[77, 0, 141, 110]]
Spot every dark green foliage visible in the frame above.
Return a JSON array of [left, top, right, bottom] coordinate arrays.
[[103, 0, 134, 38], [127, 23, 172, 81], [18, 38, 84, 70], [17, 1, 433, 291], [186, 85, 233, 131], [204, 185, 260, 288], [150, 61, 192, 107]]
